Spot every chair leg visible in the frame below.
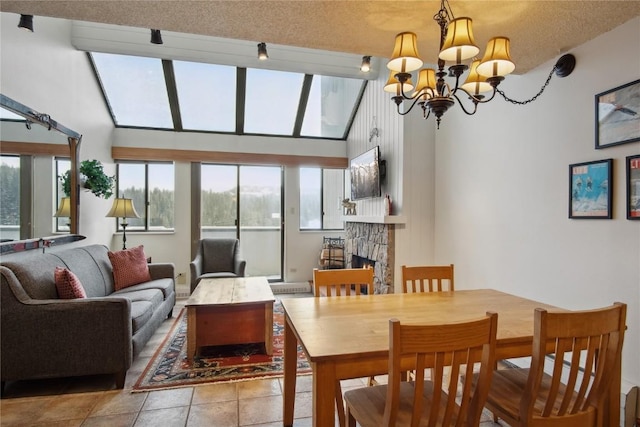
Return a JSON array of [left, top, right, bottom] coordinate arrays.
[[335, 381, 346, 427], [367, 376, 378, 386], [346, 404, 357, 427]]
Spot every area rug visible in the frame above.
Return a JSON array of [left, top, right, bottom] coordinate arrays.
[[132, 300, 311, 392]]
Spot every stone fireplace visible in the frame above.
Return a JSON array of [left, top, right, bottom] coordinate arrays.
[[344, 222, 395, 294]]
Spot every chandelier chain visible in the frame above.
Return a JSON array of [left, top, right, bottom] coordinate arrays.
[[496, 66, 556, 105]]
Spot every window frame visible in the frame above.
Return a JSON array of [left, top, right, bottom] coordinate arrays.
[[299, 167, 345, 231], [115, 160, 175, 232]]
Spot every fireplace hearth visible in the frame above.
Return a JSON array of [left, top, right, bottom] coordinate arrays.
[[345, 222, 394, 294]]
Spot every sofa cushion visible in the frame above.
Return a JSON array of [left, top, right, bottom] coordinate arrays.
[[129, 300, 154, 334], [118, 278, 174, 300], [54, 267, 87, 299], [53, 245, 113, 297], [113, 287, 164, 311], [108, 245, 151, 291]]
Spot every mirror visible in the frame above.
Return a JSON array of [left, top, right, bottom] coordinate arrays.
[[0, 94, 82, 241]]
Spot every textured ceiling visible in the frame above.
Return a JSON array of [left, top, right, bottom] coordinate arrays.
[[2, 1, 640, 73]]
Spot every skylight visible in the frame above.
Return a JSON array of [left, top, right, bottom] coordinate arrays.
[[90, 52, 366, 140]]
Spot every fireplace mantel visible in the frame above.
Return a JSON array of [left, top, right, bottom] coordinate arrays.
[[341, 215, 406, 224]]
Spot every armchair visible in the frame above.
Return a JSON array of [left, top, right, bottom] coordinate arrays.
[[190, 238, 246, 293]]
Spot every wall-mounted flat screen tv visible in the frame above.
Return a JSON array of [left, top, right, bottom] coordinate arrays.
[[350, 146, 383, 200]]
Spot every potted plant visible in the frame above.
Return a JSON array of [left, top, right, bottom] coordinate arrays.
[[59, 159, 115, 199]]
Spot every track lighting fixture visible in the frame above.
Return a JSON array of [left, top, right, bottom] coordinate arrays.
[[360, 56, 372, 73], [18, 15, 33, 32], [150, 29, 163, 45], [258, 42, 269, 60]]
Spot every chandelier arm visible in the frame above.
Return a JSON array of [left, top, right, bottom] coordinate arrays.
[[454, 86, 499, 104], [395, 96, 425, 116], [451, 92, 479, 116], [497, 67, 556, 105]]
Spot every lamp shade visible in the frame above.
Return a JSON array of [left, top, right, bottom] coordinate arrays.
[[438, 17, 479, 63], [106, 198, 140, 219], [54, 197, 71, 217], [387, 32, 423, 73], [413, 68, 437, 99], [476, 37, 515, 77], [383, 71, 414, 95], [461, 60, 493, 95]]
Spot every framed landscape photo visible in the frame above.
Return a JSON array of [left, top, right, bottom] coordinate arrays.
[[627, 154, 640, 220], [569, 159, 613, 219], [595, 79, 640, 149]]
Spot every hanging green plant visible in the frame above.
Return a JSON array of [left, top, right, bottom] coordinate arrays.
[[59, 159, 115, 199]]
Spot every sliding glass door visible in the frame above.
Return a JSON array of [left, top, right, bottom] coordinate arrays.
[[201, 164, 283, 281]]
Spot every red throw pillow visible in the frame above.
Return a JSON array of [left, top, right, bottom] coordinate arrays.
[[108, 245, 152, 291], [54, 267, 87, 299]]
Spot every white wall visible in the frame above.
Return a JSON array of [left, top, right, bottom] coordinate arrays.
[[1, 13, 116, 246], [434, 17, 640, 388]]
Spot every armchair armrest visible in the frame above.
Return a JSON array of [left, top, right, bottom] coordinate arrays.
[[190, 253, 203, 293], [235, 258, 247, 277]]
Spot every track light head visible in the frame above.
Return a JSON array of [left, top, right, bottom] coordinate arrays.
[[258, 42, 269, 60], [150, 29, 163, 45], [18, 15, 33, 32]]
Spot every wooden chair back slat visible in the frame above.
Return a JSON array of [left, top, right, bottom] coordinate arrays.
[[402, 264, 454, 294], [479, 302, 627, 427], [313, 267, 374, 297]]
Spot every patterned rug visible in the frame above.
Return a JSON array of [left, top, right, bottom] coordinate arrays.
[[132, 300, 311, 392]]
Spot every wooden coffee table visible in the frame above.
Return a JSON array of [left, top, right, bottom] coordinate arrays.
[[185, 276, 275, 362]]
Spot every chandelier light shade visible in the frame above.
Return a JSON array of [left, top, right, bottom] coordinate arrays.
[[461, 60, 492, 95], [438, 17, 479, 63], [385, 0, 576, 128], [18, 14, 34, 32], [413, 69, 438, 100], [106, 198, 140, 250], [387, 32, 423, 73], [257, 42, 269, 60], [384, 70, 414, 95], [54, 197, 71, 218], [475, 36, 515, 78]]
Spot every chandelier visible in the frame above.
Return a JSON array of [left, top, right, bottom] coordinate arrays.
[[385, 0, 576, 128]]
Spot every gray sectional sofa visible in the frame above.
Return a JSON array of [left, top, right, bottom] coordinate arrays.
[[0, 244, 176, 390]]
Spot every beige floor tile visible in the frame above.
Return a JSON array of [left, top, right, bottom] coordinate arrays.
[[89, 390, 148, 416], [28, 419, 84, 427], [141, 387, 193, 410], [187, 401, 238, 427], [238, 395, 283, 426], [133, 406, 189, 427], [191, 382, 238, 404], [237, 378, 282, 399], [33, 392, 104, 423], [0, 397, 54, 426], [81, 413, 138, 427], [293, 391, 313, 419]]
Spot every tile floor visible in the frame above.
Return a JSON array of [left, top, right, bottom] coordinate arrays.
[[0, 294, 508, 426]]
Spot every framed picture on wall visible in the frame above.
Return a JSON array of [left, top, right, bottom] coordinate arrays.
[[569, 159, 613, 219], [627, 154, 640, 220], [595, 79, 640, 149]]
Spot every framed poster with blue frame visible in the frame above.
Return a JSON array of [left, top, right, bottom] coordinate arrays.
[[627, 154, 640, 220], [569, 159, 613, 219]]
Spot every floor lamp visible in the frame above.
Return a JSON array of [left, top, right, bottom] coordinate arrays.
[[106, 198, 140, 250], [54, 197, 71, 227]]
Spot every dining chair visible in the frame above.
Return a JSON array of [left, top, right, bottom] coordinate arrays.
[[343, 312, 498, 427], [312, 266, 375, 427], [477, 302, 627, 427], [402, 264, 454, 293], [312, 266, 374, 297]]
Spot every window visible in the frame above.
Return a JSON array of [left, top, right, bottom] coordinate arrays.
[[55, 158, 70, 232], [0, 155, 20, 241], [299, 167, 345, 230], [116, 162, 175, 231]]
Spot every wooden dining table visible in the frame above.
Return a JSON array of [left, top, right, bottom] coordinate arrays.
[[281, 289, 622, 427]]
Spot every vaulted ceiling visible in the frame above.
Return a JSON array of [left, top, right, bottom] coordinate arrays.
[[2, 1, 640, 74]]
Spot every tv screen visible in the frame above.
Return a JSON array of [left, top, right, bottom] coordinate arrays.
[[350, 146, 382, 200]]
